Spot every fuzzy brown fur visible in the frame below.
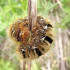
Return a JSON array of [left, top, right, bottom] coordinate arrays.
[[7, 16, 54, 60]]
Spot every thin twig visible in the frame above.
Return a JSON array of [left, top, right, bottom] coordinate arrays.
[[27, 60, 31, 70], [23, 60, 26, 70], [56, 0, 64, 12], [20, 60, 26, 70], [28, 0, 37, 31]]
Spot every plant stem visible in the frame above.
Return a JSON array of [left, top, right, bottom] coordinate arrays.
[[28, 0, 37, 31]]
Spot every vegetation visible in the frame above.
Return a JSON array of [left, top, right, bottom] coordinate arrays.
[[0, 0, 70, 70]]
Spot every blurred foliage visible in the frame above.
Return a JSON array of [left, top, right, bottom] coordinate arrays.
[[31, 61, 42, 70], [58, 0, 70, 29], [0, 0, 70, 37], [67, 56, 70, 67], [0, 0, 28, 38], [0, 0, 70, 70], [0, 58, 17, 70], [52, 67, 59, 70]]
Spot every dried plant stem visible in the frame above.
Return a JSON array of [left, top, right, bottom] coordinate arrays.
[[23, 60, 26, 70], [28, 0, 37, 31], [21, 1, 37, 70], [27, 60, 31, 70], [20, 60, 26, 70], [22, 60, 31, 70]]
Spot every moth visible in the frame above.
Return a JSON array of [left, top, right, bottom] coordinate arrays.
[[7, 16, 54, 59]]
